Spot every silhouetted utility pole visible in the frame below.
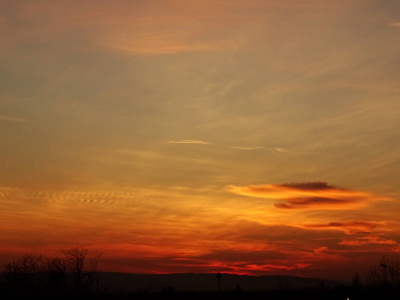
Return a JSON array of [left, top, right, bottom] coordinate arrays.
[[216, 272, 222, 292]]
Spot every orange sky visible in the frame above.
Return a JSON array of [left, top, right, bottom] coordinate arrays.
[[1, 0, 400, 281]]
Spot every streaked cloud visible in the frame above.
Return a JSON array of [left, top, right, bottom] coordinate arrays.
[[111, 39, 239, 55], [339, 235, 397, 246], [0, 186, 162, 207], [0, 114, 28, 123], [168, 140, 211, 145], [231, 146, 264, 150], [303, 221, 380, 234], [227, 182, 386, 210], [389, 22, 400, 27], [272, 147, 289, 153]]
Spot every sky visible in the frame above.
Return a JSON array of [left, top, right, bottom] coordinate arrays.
[[1, 0, 400, 281]]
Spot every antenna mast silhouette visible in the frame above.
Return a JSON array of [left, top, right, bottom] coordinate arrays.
[[216, 272, 222, 292]]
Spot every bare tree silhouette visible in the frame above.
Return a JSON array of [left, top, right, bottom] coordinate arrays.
[[3, 253, 43, 296], [1, 247, 100, 297], [45, 256, 67, 294], [367, 256, 400, 287], [62, 247, 100, 295]]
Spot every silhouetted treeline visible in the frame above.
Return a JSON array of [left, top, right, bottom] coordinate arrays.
[[0, 247, 100, 299], [2, 252, 400, 299]]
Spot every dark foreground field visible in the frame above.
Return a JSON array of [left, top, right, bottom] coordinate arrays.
[[86, 288, 400, 300], [2, 272, 400, 299], [2, 287, 400, 300]]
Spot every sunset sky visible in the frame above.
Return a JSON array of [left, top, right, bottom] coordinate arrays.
[[1, 0, 400, 281]]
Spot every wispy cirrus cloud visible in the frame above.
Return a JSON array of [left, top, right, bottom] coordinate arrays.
[[170, 142, 295, 154], [168, 139, 211, 145], [231, 146, 264, 150], [230, 146, 289, 153], [0, 186, 161, 207], [111, 38, 238, 55], [227, 182, 386, 210], [389, 22, 400, 27], [0, 114, 28, 123], [272, 147, 290, 153]]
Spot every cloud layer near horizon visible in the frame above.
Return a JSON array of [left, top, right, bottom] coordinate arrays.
[[1, 183, 399, 280]]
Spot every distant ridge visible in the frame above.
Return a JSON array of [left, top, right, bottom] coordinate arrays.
[[97, 272, 346, 293]]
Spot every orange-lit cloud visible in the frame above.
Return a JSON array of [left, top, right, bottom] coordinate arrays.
[[339, 235, 397, 246], [303, 221, 381, 234], [1, 184, 399, 280], [227, 182, 384, 210]]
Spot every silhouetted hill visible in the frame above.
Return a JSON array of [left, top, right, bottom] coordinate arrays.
[[97, 272, 344, 293]]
